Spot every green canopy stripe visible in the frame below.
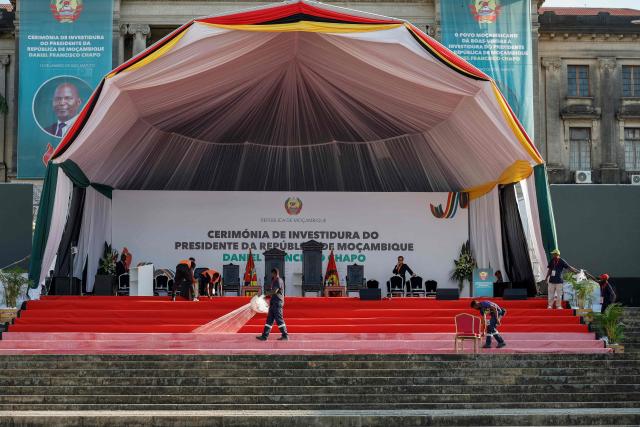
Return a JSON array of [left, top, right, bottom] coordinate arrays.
[[534, 164, 558, 261], [28, 163, 59, 288]]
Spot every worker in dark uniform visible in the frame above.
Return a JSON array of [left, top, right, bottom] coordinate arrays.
[[173, 257, 198, 302], [199, 268, 221, 299], [471, 299, 507, 349], [598, 274, 616, 313], [256, 268, 288, 341]]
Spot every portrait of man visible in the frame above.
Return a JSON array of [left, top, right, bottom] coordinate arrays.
[[44, 82, 83, 138]]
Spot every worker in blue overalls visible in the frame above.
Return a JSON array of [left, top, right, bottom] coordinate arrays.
[[471, 299, 507, 349], [256, 268, 289, 341]]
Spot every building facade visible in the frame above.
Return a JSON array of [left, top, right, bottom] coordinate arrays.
[[0, 1, 639, 185]]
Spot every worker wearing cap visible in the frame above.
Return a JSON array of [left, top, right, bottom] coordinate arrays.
[[598, 274, 616, 313], [173, 257, 198, 302], [199, 269, 221, 299], [545, 249, 577, 309], [471, 299, 507, 349]]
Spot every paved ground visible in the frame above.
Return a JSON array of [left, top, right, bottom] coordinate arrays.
[[2, 408, 640, 426]]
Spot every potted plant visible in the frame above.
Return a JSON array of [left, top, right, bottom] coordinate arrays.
[[593, 303, 625, 352], [0, 268, 31, 322], [563, 271, 598, 311], [451, 241, 475, 295], [95, 242, 119, 295]]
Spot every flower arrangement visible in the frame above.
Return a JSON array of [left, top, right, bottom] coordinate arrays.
[[97, 242, 119, 276], [451, 241, 476, 292]]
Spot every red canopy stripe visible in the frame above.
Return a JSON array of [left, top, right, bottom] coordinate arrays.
[[51, 79, 105, 159], [196, 2, 400, 25]]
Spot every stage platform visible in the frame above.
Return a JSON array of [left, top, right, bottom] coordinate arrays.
[[0, 296, 610, 354]]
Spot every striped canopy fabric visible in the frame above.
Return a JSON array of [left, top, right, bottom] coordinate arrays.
[[31, 1, 555, 290], [52, 0, 542, 198]]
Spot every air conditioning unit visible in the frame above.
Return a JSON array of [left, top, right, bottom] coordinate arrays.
[[575, 170, 592, 184], [631, 174, 640, 185]]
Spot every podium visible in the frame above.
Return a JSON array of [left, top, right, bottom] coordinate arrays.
[[129, 264, 154, 296]]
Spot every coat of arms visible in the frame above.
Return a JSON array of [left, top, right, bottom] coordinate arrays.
[[50, 0, 84, 23], [284, 197, 303, 216], [469, 0, 501, 24]]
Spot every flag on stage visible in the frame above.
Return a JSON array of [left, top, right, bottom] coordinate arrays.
[[243, 249, 257, 286], [324, 250, 340, 286]]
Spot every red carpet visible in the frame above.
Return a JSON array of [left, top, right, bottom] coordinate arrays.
[[0, 296, 608, 354]]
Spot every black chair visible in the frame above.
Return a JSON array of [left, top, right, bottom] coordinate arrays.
[[407, 276, 425, 297], [366, 280, 379, 289], [154, 274, 169, 296], [116, 273, 130, 296], [425, 280, 438, 297], [346, 264, 365, 296], [387, 275, 404, 297], [301, 240, 324, 296], [222, 263, 241, 296]]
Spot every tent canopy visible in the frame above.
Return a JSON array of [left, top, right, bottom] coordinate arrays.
[[31, 1, 557, 291], [53, 0, 542, 197]]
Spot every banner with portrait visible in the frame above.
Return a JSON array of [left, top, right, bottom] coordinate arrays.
[[17, 0, 113, 178], [440, 0, 534, 137]]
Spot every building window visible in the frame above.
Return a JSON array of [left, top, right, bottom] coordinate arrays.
[[567, 65, 589, 96], [569, 127, 591, 171], [625, 128, 640, 171], [622, 66, 640, 97]]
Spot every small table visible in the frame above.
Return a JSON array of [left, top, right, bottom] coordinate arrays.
[[241, 286, 261, 297], [323, 286, 346, 297]]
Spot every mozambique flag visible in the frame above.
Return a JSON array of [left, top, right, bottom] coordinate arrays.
[[324, 250, 340, 286], [243, 249, 258, 285]]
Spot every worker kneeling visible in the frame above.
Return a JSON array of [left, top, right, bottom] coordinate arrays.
[[199, 269, 221, 299]]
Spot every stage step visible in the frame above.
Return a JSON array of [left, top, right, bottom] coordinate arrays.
[[0, 332, 608, 354], [0, 354, 638, 426], [12, 296, 589, 335]]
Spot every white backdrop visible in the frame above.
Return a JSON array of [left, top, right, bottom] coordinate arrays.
[[112, 191, 468, 296]]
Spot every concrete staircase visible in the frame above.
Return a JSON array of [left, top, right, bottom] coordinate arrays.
[[0, 353, 638, 426], [624, 307, 640, 352]]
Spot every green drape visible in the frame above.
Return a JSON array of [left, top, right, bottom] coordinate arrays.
[[60, 160, 112, 199], [28, 163, 59, 288], [533, 164, 558, 262], [28, 160, 112, 288]]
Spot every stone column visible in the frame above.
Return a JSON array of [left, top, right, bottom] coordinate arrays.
[[0, 55, 10, 182], [128, 24, 151, 56], [597, 57, 620, 183], [541, 57, 565, 182], [119, 24, 128, 65]]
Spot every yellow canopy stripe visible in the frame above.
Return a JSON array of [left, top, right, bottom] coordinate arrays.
[[491, 83, 544, 165], [204, 21, 402, 33], [107, 31, 188, 78], [464, 160, 533, 200]]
